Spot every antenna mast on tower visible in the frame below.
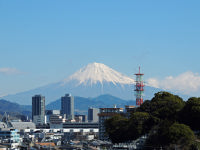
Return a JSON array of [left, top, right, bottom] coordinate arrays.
[[134, 67, 144, 106]]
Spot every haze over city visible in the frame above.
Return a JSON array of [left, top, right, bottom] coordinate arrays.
[[0, 1, 200, 97]]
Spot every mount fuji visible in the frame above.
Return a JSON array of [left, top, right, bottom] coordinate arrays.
[[3, 62, 161, 105]]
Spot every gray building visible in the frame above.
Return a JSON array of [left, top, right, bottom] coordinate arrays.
[[32, 95, 45, 124], [46, 110, 60, 115], [88, 108, 99, 122], [45, 110, 61, 123], [61, 94, 74, 120], [75, 115, 87, 122]]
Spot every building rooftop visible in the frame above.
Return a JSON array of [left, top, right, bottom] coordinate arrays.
[[99, 108, 123, 110], [11, 122, 36, 130], [35, 142, 55, 147]]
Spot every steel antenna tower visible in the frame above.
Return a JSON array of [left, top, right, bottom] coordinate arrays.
[[135, 67, 144, 106]]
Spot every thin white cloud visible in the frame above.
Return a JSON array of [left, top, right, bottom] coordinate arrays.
[[0, 68, 21, 75], [0, 93, 8, 98], [147, 78, 159, 88], [147, 71, 200, 95]]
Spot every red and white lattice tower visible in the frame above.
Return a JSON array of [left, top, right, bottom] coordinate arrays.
[[135, 67, 144, 106]]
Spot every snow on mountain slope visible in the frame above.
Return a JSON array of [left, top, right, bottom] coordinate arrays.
[[3, 62, 165, 104], [62, 62, 134, 86]]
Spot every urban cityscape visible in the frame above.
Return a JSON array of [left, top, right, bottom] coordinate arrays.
[[1, 1, 200, 150], [0, 67, 144, 150], [1, 64, 200, 149]]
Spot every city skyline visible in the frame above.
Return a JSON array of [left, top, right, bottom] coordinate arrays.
[[0, 1, 200, 97]]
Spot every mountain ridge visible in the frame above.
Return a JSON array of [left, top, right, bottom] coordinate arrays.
[[0, 99, 31, 118], [46, 94, 136, 114], [0, 94, 136, 117], [3, 62, 164, 104]]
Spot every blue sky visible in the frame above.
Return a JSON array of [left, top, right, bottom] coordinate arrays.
[[0, 1, 200, 96]]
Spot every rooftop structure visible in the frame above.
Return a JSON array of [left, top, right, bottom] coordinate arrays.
[[125, 105, 136, 113], [10, 122, 35, 130]]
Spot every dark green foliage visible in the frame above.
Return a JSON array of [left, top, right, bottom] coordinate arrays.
[[128, 112, 152, 140], [190, 143, 200, 150], [145, 122, 195, 149], [145, 120, 173, 146], [105, 91, 199, 148], [104, 114, 129, 143], [142, 91, 185, 121], [137, 100, 151, 113], [104, 112, 157, 143], [167, 123, 195, 145], [179, 97, 200, 131]]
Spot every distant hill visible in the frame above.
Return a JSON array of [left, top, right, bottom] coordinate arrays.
[[0, 99, 31, 118], [0, 94, 135, 118], [0, 91, 188, 118], [46, 94, 136, 114]]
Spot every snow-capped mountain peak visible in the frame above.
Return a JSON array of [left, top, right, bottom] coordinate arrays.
[[3, 62, 168, 105], [62, 62, 134, 85]]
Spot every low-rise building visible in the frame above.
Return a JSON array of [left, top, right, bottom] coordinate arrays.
[[45, 110, 60, 123], [125, 105, 136, 117], [0, 129, 21, 149], [49, 115, 66, 129], [33, 115, 46, 125], [75, 115, 87, 122]]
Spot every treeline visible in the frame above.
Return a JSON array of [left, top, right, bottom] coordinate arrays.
[[105, 91, 200, 150]]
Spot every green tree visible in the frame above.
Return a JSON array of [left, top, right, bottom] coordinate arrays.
[[137, 100, 151, 113], [179, 97, 200, 131], [127, 112, 153, 140], [104, 91, 197, 148], [167, 123, 195, 146], [145, 120, 173, 148], [145, 122, 195, 150], [139, 91, 185, 121], [104, 114, 129, 143], [105, 112, 157, 143]]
